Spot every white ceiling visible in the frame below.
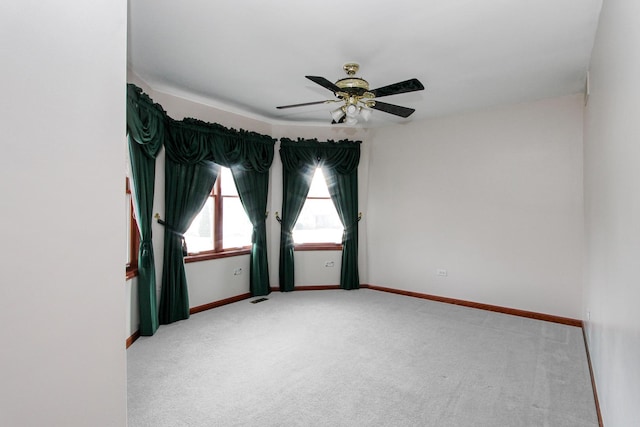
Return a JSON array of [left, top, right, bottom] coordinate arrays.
[[128, 0, 602, 128]]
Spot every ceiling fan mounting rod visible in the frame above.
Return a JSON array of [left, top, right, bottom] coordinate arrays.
[[343, 63, 360, 76]]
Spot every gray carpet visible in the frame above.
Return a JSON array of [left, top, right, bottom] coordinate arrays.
[[127, 289, 598, 426]]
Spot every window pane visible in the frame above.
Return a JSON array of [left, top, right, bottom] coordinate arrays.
[[293, 198, 343, 244], [307, 167, 330, 197], [184, 198, 214, 253], [222, 197, 252, 248], [220, 167, 238, 196]]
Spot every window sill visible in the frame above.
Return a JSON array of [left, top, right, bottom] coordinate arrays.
[[185, 247, 251, 263], [294, 243, 343, 251], [126, 266, 138, 280]]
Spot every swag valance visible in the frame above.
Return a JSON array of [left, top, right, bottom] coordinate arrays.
[[127, 84, 275, 169], [166, 118, 274, 171], [126, 84, 276, 331], [127, 84, 166, 153], [280, 138, 360, 174]]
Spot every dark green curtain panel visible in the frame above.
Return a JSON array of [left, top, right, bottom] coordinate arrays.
[[278, 161, 315, 292], [165, 119, 275, 298], [160, 159, 219, 324], [126, 84, 165, 336], [324, 167, 360, 290], [231, 166, 271, 295], [127, 85, 275, 325], [279, 138, 361, 291]]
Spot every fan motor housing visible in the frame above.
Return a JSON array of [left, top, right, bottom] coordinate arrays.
[[335, 78, 374, 98], [335, 77, 369, 90]]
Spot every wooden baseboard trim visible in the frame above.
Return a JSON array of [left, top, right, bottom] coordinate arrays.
[[582, 327, 604, 426], [270, 285, 341, 292], [361, 284, 583, 327], [294, 285, 341, 291], [127, 293, 254, 348], [190, 292, 253, 315], [126, 330, 140, 349]]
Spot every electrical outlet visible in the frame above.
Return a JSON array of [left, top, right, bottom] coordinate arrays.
[[437, 269, 448, 277], [324, 261, 335, 268], [233, 268, 243, 276], [586, 310, 591, 321]]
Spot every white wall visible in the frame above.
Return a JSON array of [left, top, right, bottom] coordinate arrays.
[[583, 0, 640, 425], [125, 83, 589, 337], [186, 256, 251, 306], [1, 1, 127, 426], [366, 95, 585, 319]]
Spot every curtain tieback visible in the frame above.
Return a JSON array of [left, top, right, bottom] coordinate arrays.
[[252, 221, 267, 243], [139, 240, 153, 268], [343, 218, 361, 240], [157, 218, 188, 256]]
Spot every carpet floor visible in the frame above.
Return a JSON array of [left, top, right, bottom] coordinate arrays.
[[127, 289, 598, 426]]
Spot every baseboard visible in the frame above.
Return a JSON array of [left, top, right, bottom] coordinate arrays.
[[126, 330, 140, 349], [269, 285, 342, 292], [126, 293, 254, 348], [582, 327, 604, 426], [361, 284, 583, 327], [190, 292, 253, 315]]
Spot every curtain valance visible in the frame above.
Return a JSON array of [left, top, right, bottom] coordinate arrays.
[[127, 84, 276, 167], [126, 84, 166, 158], [280, 137, 361, 174], [166, 118, 275, 171]]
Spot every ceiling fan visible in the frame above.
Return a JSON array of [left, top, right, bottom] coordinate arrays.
[[276, 63, 425, 125]]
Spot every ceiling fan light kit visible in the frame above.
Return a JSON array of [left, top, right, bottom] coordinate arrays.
[[330, 107, 345, 122], [276, 63, 424, 125], [360, 107, 372, 122]]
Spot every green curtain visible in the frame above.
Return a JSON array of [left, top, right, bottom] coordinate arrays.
[[126, 84, 165, 336], [159, 159, 219, 324], [279, 138, 361, 291], [127, 85, 276, 325], [159, 118, 275, 323], [230, 166, 271, 295], [166, 118, 275, 298], [324, 167, 360, 290], [278, 161, 315, 291]]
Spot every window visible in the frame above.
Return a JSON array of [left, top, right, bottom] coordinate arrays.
[[126, 177, 139, 279], [293, 167, 343, 250], [184, 167, 252, 261]]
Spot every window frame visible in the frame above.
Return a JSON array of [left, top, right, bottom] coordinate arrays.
[[126, 177, 140, 279], [184, 170, 251, 263], [293, 168, 343, 251]]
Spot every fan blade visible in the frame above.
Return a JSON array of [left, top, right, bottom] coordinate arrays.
[[370, 101, 416, 118], [370, 78, 424, 98], [277, 100, 334, 109], [306, 76, 341, 93]]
